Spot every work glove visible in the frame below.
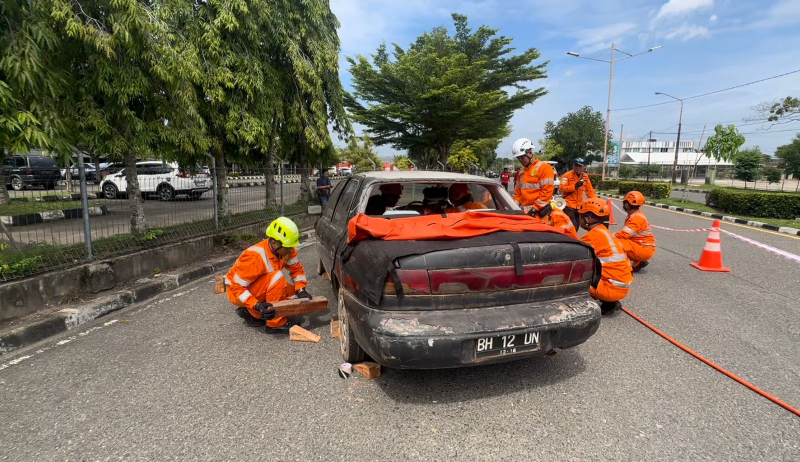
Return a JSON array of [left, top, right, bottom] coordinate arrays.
[[254, 302, 275, 320], [296, 288, 312, 300], [538, 203, 553, 218], [575, 180, 584, 188]]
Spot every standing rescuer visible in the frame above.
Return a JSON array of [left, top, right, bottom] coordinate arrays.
[[226, 217, 312, 333], [578, 198, 633, 315], [512, 138, 555, 218], [614, 191, 656, 272], [560, 158, 596, 230]]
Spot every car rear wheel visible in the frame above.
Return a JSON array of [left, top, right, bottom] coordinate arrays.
[[338, 286, 365, 363], [11, 176, 24, 191], [103, 183, 118, 199], [158, 185, 175, 201]]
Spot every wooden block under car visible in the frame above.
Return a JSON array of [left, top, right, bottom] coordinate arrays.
[[214, 275, 225, 294], [330, 320, 341, 339], [289, 325, 321, 343], [353, 362, 381, 379], [271, 296, 328, 318]]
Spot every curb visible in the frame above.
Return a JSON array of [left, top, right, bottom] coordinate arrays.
[[0, 254, 238, 356], [599, 193, 800, 236], [0, 205, 107, 227]]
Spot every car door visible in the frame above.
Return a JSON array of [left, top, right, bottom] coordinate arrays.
[[316, 179, 349, 273], [2, 157, 14, 184], [327, 178, 362, 279]]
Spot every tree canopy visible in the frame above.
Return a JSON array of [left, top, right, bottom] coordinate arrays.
[[752, 96, 800, 123], [733, 148, 762, 187], [704, 124, 745, 163], [776, 134, 800, 189], [345, 13, 547, 165], [543, 106, 608, 168], [340, 134, 382, 172]]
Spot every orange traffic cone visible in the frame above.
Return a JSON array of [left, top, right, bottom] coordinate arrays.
[[690, 220, 731, 272], [607, 199, 617, 226]]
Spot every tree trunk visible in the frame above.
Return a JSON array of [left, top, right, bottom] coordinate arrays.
[[299, 164, 314, 204], [123, 152, 148, 235], [213, 140, 229, 217], [265, 121, 278, 209], [0, 148, 10, 206], [90, 151, 101, 184]]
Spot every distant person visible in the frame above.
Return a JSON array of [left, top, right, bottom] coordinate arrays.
[[316, 169, 333, 208], [501, 168, 511, 192], [560, 158, 596, 230], [614, 191, 656, 272], [365, 183, 404, 215], [578, 198, 633, 315], [445, 183, 488, 213]]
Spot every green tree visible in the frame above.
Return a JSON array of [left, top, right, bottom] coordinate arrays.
[[752, 96, 800, 123], [393, 155, 412, 170], [636, 163, 661, 180], [0, 1, 70, 205], [537, 138, 564, 161], [543, 106, 608, 167], [733, 148, 763, 188], [619, 164, 636, 179], [763, 167, 782, 185], [447, 146, 479, 173], [703, 124, 746, 185], [346, 13, 547, 165], [341, 134, 382, 172], [776, 134, 800, 192]]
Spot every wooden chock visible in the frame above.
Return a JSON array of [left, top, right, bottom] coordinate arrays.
[[214, 275, 225, 294], [289, 325, 321, 343], [330, 320, 341, 339], [354, 362, 381, 379]]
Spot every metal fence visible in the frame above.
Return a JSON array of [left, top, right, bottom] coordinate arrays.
[[0, 166, 344, 283]]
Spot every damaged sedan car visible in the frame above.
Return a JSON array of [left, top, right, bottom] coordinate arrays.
[[314, 171, 602, 369]]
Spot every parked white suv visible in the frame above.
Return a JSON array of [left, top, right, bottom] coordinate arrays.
[[100, 161, 211, 200]]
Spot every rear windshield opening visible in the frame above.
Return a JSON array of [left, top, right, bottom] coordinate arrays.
[[28, 157, 58, 167], [364, 182, 518, 217]]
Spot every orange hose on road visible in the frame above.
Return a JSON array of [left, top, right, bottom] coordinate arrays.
[[621, 307, 800, 418]]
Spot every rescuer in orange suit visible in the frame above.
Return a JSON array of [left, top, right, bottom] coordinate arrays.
[[537, 201, 579, 240], [614, 191, 656, 272], [579, 198, 633, 315], [226, 217, 311, 333], [512, 138, 555, 218], [445, 183, 487, 213], [559, 158, 596, 230]]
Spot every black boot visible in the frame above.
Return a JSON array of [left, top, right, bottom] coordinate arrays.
[[600, 301, 621, 315], [264, 321, 297, 334], [632, 261, 649, 273], [236, 307, 265, 328]]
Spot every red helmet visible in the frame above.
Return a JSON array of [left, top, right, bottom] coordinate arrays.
[[448, 183, 471, 203], [579, 197, 609, 217], [624, 191, 645, 207]]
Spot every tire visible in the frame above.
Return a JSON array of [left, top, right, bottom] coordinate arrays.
[[11, 176, 24, 191], [337, 286, 366, 363], [158, 185, 175, 201], [45, 182, 56, 190], [102, 183, 119, 199]]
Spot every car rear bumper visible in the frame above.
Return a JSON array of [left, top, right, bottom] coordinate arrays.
[[342, 291, 601, 369]]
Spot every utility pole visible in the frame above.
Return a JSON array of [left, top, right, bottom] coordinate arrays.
[[618, 124, 623, 178], [655, 92, 685, 184], [647, 131, 652, 182]]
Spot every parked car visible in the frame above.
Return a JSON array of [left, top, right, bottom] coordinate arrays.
[[99, 162, 125, 179], [2, 155, 62, 190], [338, 166, 352, 177], [314, 171, 601, 369], [485, 171, 499, 178], [100, 161, 211, 200], [61, 163, 97, 182]]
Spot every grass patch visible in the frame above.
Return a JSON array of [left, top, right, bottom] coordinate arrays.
[[0, 200, 96, 216], [643, 197, 800, 229], [681, 184, 799, 195]]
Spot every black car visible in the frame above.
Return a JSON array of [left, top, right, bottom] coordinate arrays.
[[3, 155, 62, 190], [314, 171, 601, 369]]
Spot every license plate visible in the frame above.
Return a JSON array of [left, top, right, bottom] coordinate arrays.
[[194, 180, 206, 186], [476, 331, 541, 359]]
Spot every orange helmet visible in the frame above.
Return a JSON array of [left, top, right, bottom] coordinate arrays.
[[624, 191, 645, 207], [448, 183, 472, 203], [579, 197, 609, 217]]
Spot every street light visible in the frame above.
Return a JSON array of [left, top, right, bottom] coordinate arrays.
[[567, 44, 662, 180], [655, 92, 684, 185]]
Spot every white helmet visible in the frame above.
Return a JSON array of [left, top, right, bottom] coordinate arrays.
[[512, 138, 535, 158]]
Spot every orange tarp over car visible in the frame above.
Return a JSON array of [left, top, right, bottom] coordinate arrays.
[[348, 211, 565, 243]]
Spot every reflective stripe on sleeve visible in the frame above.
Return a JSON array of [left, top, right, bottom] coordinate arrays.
[[293, 275, 307, 283], [247, 246, 274, 273], [267, 271, 284, 288], [233, 273, 250, 287], [238, 290, 253, 303], [540, 179, 554, 185], [608, 279, 631, 288], [286, 257, 300, 266], [599, 254, 628, 263]]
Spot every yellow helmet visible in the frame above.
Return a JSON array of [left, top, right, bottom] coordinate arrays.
[[266, 217, 300, 247]]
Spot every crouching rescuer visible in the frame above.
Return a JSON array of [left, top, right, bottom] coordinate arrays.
[[614, 191, 656, 272], [578, 198, 633, 315], [226, 217, 312, 333]]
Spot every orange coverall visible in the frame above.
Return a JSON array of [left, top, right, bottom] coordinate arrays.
[[539, 208, 579, 240], [581, 225, 633, 303], [559, 170, 596, 209], [614, 210, 656, 268], [445, 202, 488, 213], [514, 159, 555, 214], [226, 239, 308, 327]]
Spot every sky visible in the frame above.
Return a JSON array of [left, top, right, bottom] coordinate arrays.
[[329, 0, 800, 159]]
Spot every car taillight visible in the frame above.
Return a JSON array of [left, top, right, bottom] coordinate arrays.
[[383, 269, 431, 295], [177, 173, 189, 178], [428, 261, 585, 295], [27, 169, 34, 175]]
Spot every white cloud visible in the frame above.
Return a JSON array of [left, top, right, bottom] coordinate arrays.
[[664, 24, 710, 41], [709, 14, 718, 23], [573, 22, 639, 53], [656, 0, 714, 20]]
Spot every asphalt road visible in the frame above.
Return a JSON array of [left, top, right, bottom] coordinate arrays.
[[1, 204, 799, 460]]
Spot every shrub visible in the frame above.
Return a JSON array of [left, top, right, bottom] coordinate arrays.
[[597, 179, 620, 191], [587, 173, 602, 186], [707, 189, 800, 219], [618, 181, 672, 199]]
